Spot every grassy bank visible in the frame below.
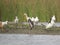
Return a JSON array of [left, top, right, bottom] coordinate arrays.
[[0, 0, 60, 22]]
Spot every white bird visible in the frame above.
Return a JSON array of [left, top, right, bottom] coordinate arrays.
[[28, 19, 34, 30], [31, 17, 35, 22], [14, 16, 19, 23], [2, 21, 8, 26], [24, 13, 34, 30], [46, 15, 56, 29], [31, 16, 39, 22], [31, 16, 39, 25], [0, 21, 8, 32], [51, 15, 56, 23], [24, 13, 31, 21], [34, 16, 39, 23]]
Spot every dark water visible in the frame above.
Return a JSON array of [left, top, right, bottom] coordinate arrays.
[[0, 34, 60, 45]]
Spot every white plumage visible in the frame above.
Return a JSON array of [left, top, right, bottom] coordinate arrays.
[[2, 21, 8, 26], [0, 21, 8, 30], [24, 13, 34, 29], [14, 16, 19, 23], [34, 16, 39, 22], [24, 13, 39, 23], [31, 16, 39, 22], [46, 22, 54, 29], [31, 16, 39, 25], [24, 13, 31, 21], [51, 15, 56, 23], [24, 13, 39, 29], [46, 15, 56, 29], [31, 17, 35, 22], [0, 21, 8, 32]]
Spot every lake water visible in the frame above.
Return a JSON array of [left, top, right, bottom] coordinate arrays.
[[0, 34, 60, 45], [23, 22, 60, 27]]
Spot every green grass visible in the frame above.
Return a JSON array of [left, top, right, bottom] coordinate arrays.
[[0, 0, 60, 22]]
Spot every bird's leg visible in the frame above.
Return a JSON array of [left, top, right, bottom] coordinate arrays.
[[16, 23, 17, 29], [29, 24, 32, 30], [53, 24, 56, 31], [15, 23, 18, 29], [30, 27, 32, 30]]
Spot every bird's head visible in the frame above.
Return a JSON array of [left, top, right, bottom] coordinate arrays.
[[24, 13, 27, 16], [52, 15, 56, 21], [36, 16, 38, 19], [24, 13, 28, 20], [5, 21, 8, 23]]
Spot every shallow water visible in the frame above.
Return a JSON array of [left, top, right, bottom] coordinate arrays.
[[0, 34, 60, 45], [23, 22, 60, 27]]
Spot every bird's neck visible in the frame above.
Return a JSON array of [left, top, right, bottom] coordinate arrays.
[[26, 15, 28, 18], [51, 20, 55, 24]]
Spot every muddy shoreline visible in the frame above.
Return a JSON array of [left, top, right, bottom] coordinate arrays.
[[0, 26, 60, 35]]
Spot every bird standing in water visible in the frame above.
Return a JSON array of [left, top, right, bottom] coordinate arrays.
[[24, 13, 34, 30], [28, 19, 34, 30], [46, 15, 56, 29]]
